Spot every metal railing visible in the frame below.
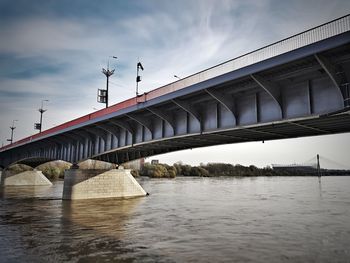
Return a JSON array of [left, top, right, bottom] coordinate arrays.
[[146, 14, 350, 100]]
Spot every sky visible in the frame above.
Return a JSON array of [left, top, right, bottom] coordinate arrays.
[[0, 0, 350, 169]]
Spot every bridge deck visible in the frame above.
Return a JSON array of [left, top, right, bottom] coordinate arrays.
[[1, 14, 349, 152]]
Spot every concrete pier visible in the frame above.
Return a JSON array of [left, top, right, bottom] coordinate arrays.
[[62, 168, 147, 200], [1, 170, 52, 186]]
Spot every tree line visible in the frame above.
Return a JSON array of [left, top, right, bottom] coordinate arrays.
[[5, 161, 348, 180], [135, 162, 328, 178]]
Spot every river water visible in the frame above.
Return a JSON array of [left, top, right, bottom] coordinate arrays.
[[0, 176, 350, 262]]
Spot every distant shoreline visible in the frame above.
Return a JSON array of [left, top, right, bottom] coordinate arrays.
[[134, 162, 350, 179], [3, 161, 349, 180]]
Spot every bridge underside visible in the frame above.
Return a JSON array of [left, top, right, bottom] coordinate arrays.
[[1, 35, 350, 168], [93, 110, 350, 164]]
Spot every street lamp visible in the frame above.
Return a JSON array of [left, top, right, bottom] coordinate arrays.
[[98, 56, 117, 108], [136, 61, 144, 97], [35, 99, 49, 133], [7, 119, 18, 144], [174, 75, 181, 80]]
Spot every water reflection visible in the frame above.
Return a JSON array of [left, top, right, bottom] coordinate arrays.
[[318, 177, 323, 199], [0, 181, 145, 262], [58, 198, 143, 262], [62, 198, 142, 237], [0, 185, 53, 199]]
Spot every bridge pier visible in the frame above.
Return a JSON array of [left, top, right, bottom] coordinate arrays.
[[62, 168, 147, 200], [0, 169, 52, 186]]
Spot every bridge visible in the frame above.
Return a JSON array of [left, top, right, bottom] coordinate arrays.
[[272, 154, 350, 176], [1, 15, 350, 199]]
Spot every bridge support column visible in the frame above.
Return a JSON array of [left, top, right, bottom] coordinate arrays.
[[62, 168, 147, 200], [0, 170, 52, 186]]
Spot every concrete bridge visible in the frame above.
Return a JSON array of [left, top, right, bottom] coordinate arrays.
[[1, 15, 350, 199]]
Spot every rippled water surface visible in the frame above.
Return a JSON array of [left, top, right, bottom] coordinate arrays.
[[1, 176, 350, 262]]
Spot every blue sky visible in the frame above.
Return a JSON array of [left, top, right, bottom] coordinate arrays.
[[0, 0, 350, 168]]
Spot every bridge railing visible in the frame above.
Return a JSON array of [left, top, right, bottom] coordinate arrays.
[[145, 14, 350, 100]]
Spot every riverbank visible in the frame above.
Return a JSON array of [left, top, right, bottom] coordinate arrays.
[[137, 162, 350, 178], [3, 161, 349, 180]]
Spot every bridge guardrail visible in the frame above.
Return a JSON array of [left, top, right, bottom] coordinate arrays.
[[145, 14, 350, 100]]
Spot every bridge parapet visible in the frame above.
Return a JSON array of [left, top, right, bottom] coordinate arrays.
[[144, 15, 350, 100]]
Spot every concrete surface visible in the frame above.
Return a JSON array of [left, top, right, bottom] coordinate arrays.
[[62, 169, 147, 200], [1, 170, 52, 186]]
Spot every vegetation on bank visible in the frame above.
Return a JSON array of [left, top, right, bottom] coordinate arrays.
[[37, 161, 71, 180], [138, 162, 279, 178], [139, 163, 177, 178], [5, 164, 33, 174], [138, 162, 350, 178], [38, 160, 116, 179], [5, 160, 115, 180], [4, 161, 348, 181]]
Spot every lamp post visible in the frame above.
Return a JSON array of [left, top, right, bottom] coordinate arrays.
[[136, 61, 144, 97], [174, 75, 181, 80], [35, 99, 49, 133], [99, 56, 117, 108], [7, 119, 18, 144]]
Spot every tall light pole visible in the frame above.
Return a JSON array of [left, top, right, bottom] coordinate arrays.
[[316, 154, 321, 177], [99, 56, 117, 108], [7, 119, 18, 144], [136, 61, 144, 97], [35, 99, 49, 133]]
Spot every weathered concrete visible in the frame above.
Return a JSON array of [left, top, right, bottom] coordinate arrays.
[[1, 170, 52, 186], [62, 168, 147, 200]]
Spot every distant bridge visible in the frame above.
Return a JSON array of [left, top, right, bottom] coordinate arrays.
[[1, 15, 350, 169], [272, 154, 350, 177], [272, 154, 350, 171]]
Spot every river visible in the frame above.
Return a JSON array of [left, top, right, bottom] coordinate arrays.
[[0, 176, 350, 262]]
